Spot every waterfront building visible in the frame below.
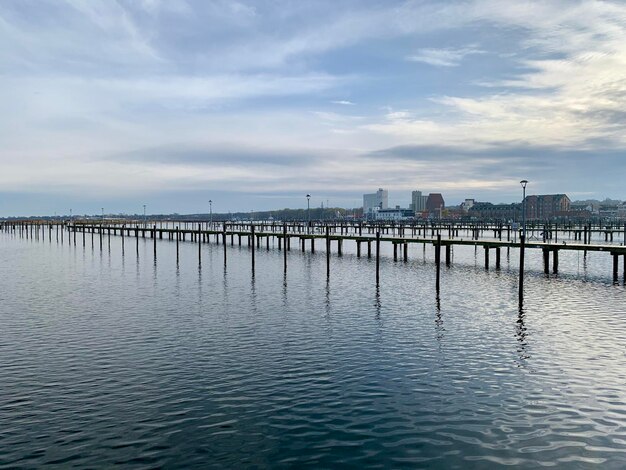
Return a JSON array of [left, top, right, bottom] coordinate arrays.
[[363, 188, 388, 219], [460, 199, 475, 212], [373, 207, 414, 221], [524, 194, 570, 220], [469, 202, 521, 221], [363, 188, 388, 212], [410, 190, 428, 215], [426, 193, 445, 217]]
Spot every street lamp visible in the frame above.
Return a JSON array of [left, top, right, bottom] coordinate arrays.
[[519, 179, 529, 305], [69, 208, 72, 221], [209, 200, 213, 227], [143, 204, 146, 228], [520, 180, 528, 238], [101, 207, 104, 220], [306, 194, 311, 233]]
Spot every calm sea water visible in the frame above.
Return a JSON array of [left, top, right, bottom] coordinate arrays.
[[1, 229, 625, 468]]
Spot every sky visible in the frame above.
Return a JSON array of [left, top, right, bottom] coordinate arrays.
[[1, 0, 626, 216]]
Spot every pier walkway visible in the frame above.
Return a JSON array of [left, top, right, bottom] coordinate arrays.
[[2, 220, 624, 284]]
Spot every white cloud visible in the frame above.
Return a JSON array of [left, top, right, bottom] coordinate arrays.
[[369, 0, 626, 151], [2, 0, 626, 211], [407, 46, 485, 67]]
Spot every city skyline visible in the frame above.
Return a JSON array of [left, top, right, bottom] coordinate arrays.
[[2, 0, 626, 216]]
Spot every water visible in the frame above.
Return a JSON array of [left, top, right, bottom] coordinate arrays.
[[1, 230, 626, 468]]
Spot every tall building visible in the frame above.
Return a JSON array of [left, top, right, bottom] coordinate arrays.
[[363, 188, 388, 214], [524, 194, 570, 220], [410, 190, 427, 214], [426, 193, 445, 215]]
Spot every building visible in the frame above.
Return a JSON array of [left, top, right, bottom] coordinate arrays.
[[410, 190, 427, 215], [460, 199, 475, 212], [469, 202, 521, 221], [426, 193, 445, 217], [363, 188, 388, 216], [524, 194, 570, 220], [373, 207, 414, 221]]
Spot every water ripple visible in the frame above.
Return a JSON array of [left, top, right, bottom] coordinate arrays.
[[0, 232, 625, 468]]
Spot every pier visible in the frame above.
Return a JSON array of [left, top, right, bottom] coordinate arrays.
[[3, 220, 626, 292]]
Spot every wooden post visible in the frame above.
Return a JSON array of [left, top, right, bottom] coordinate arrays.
[[495, 247, 501, 270], [154, 225, 157, 259], [436, 234, 441, 292], [543, 248, 549, 274], [284, 224, 288, 274], [176, 227, 179, 263], [375, 231, 381, 287], [519, 234, 525, 304], [251, 224, 255, 272], [403, 242, 408, 262], [445, 244, 451, 266], [326, 225, 330, 279], [613, 253, 619, 283], [484, 246, 489, 270], [194, 225, 200, 264], [223, 223, 227, 266], [356, 241, 361, 257], [393, 243, 398, 261]]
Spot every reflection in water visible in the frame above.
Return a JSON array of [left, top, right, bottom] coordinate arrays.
[[282, 273, 288, 310], [324, 279, 331, 318], [221, 265, 229, 313], [196, 264, 202, 299], [250, 271, 258, 316], [435, 293, 444, 344], [373, 286, 381, 320], [515, 304, 530, 365], [2, 229, 626, 469]]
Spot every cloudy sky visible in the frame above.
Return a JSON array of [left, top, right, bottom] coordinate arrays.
[[1, 0, 626, 216]]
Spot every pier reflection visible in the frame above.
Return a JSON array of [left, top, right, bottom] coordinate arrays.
[[435, 293, 444, 344], [374, 286, 381, 321], [324, 280, 331, 318], [515, 304, 530, 365]]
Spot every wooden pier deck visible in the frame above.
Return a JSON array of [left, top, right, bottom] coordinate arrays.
[[0, 221, 626, 292], [3, 220, 626, 288]]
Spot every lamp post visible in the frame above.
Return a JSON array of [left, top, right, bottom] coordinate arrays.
[[306, 194, 311, 233], [69, 208, 72, 221], [520, 180, 528, 237], [519, 179, 528, 305], [101, 207, 104, 220], [209, 200, 213, 228], [143, 204, 146, 228]]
